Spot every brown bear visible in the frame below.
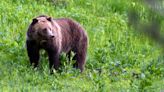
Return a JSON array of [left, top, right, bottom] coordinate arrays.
[[26, 15, 88, 73]]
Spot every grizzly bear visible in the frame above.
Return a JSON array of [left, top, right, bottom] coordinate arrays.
[[26, 15, 88, 73]]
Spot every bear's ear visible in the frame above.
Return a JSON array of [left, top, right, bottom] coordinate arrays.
[[31, 18, 38, 25], [47, 17, 52, 21]]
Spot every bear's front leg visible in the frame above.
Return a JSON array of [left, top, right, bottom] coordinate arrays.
[[47, 50, 60, 73], [26, 40, 40, 68]]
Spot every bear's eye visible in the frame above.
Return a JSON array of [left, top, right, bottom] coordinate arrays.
[[48, 28, 53, 32], [37, 32, 42, 36]]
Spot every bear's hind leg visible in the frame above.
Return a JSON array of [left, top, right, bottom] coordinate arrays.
[[76, 52, 86, 72], [76, 37, 88, 72]]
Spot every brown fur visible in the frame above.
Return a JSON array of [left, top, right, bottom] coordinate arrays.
[[26, 15, 88, 73]]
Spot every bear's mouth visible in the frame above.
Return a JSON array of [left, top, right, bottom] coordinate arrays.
[[39, 36, 54, 45], [40, 40, 47, 45]]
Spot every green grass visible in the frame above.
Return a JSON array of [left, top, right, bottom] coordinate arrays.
[[0, 0, 164, 92]]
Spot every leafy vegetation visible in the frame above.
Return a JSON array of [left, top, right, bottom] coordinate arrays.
[[0, 0, 163, 91]]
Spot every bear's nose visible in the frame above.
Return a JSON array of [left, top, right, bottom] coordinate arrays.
[[51, 35, 54, 38]]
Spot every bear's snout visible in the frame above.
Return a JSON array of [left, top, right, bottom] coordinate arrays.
[[46, 29, 54, 39], [49, 34, 54, 38]]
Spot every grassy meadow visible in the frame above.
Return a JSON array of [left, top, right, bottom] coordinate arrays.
[[0, 0, 164, 91]]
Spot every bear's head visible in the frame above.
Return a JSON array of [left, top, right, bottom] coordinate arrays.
[[29, 15, 55, 44]]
